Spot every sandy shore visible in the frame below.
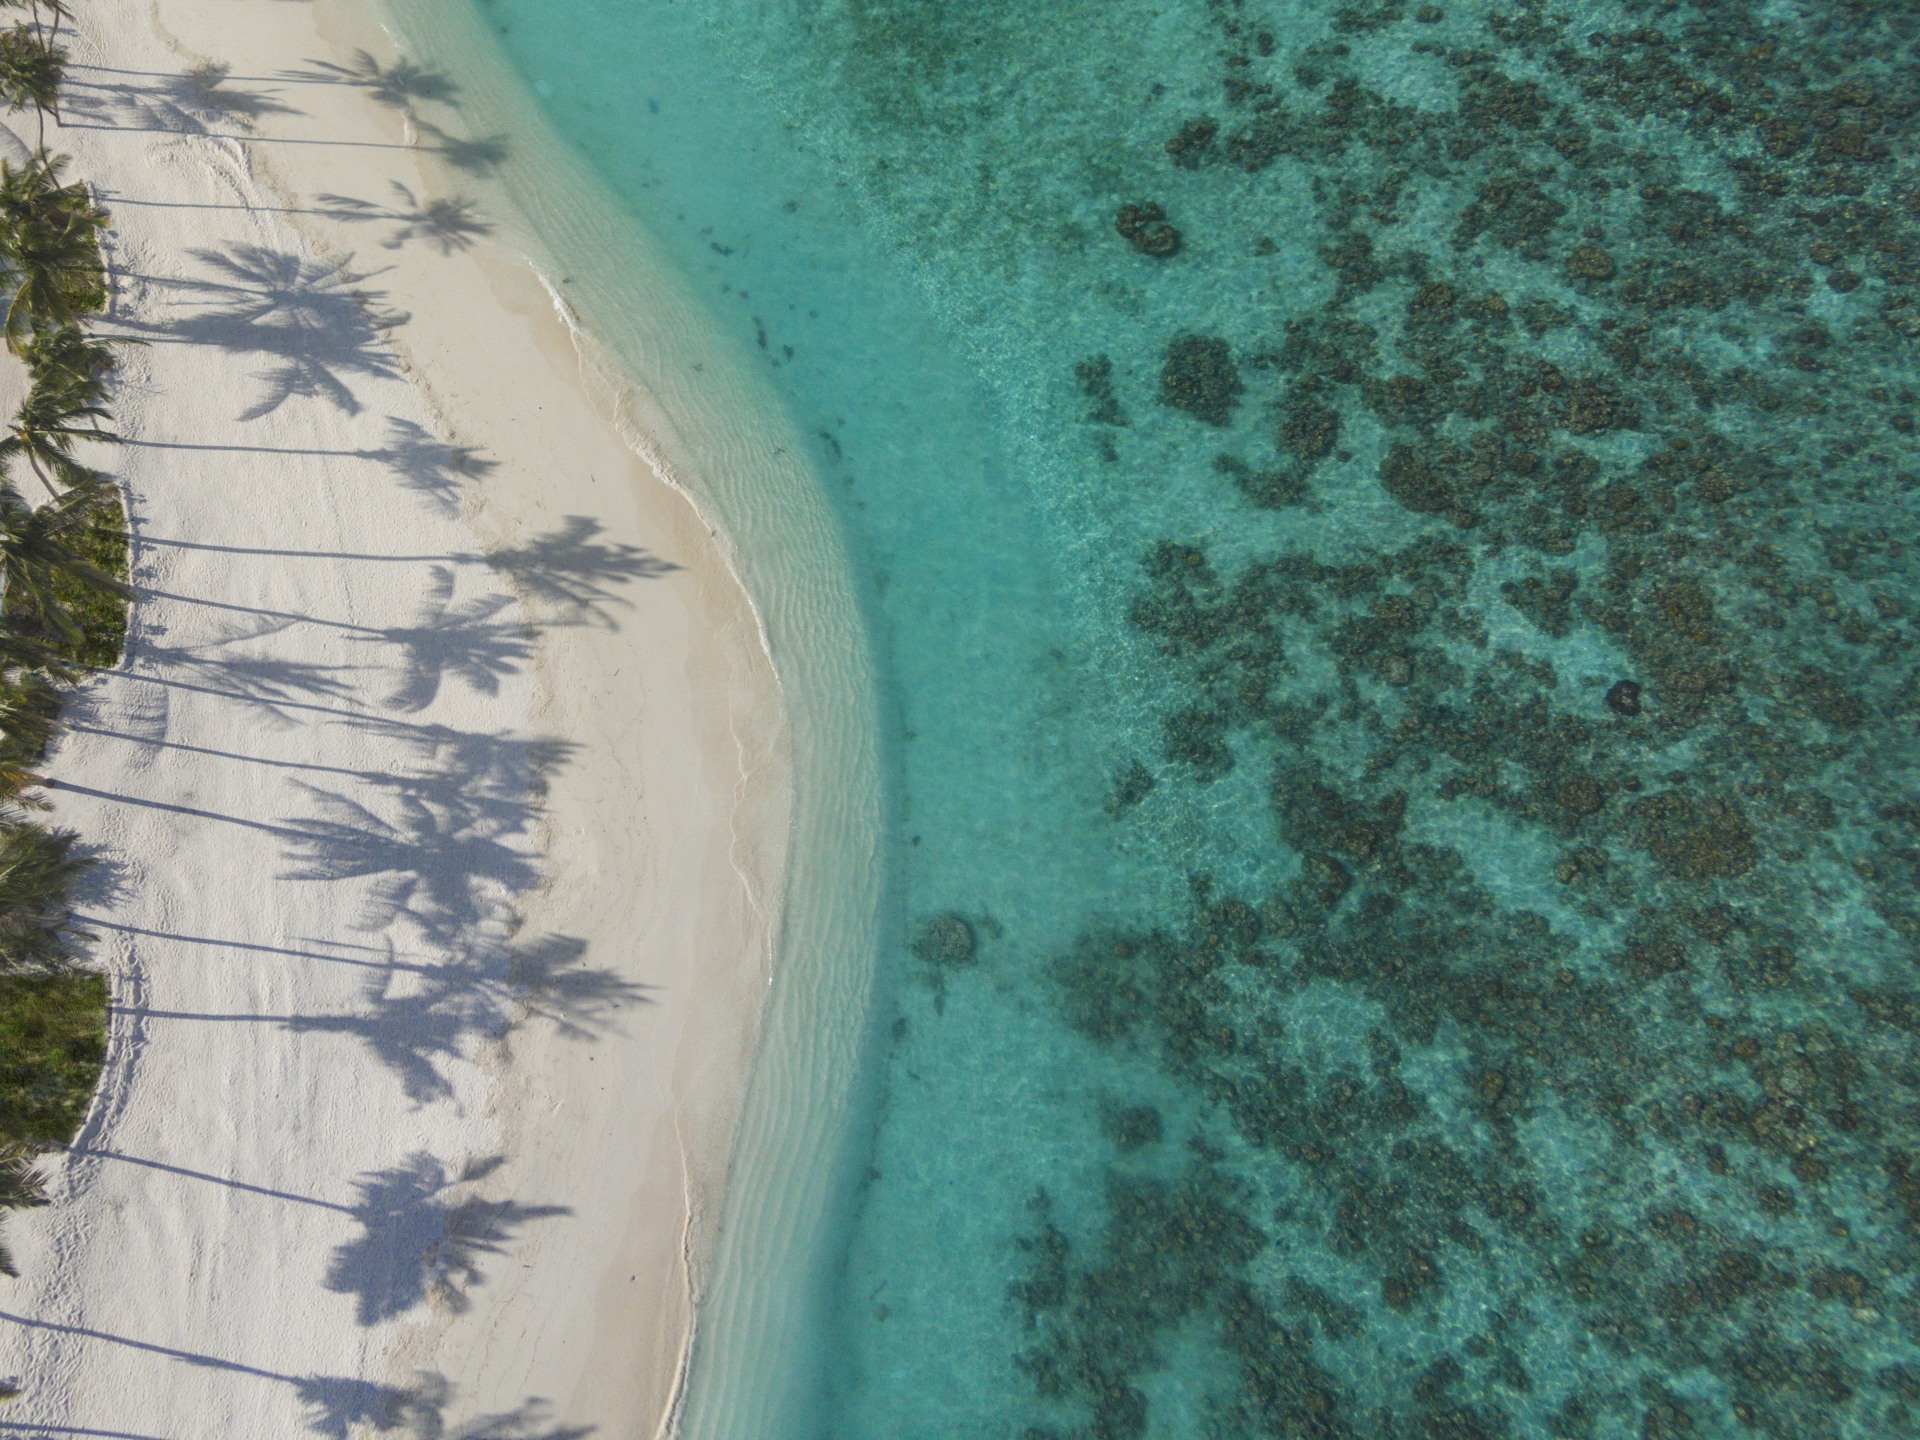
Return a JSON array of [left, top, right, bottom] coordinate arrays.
[[0, 0, 789, 1434]]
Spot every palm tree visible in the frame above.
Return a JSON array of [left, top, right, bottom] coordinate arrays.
[[0, 362, 116, 497], [23, 320, 119, 391], [0, 151, 108, 347], [0, 1, 72, 43], [0, 666, 58, 802], [0, 481, 125, 646], [0, 817, 88, 972], [0, 626, 70, 681], [0, 23, 62, 147]]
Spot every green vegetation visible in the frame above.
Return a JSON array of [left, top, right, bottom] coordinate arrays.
[[37, 494, 126, 668], [0, 0, 128, 1274], [0, 973, 104, 1145], [0, 19, 62, 148]]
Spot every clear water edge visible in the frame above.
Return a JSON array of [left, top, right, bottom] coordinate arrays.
[[356, 1, 897, 1431]]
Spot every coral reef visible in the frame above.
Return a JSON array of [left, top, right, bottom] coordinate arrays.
[[824, 0, 1920, 1433], [1007, 1, 1920, 1435]]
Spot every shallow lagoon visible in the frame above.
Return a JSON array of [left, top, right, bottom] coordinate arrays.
[[444, 2, 1920, 1435]]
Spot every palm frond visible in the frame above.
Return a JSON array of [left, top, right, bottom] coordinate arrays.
[[0, 819, 88, 972], [0, 1140, 48, 1277]]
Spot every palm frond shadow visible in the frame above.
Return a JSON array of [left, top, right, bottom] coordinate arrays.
[[134, 625, 358, 729], [324, 1151, 569, 1325], [62, 62, 303, 135], [415, 121, 510, 175], [295, 1373, 441, 1440], [298, 1369, 594, 1440], [443, 1401, 596, 1440], [282, 980, 481, 1106], [58, 836, 127, 915], [374, 416, 496, 514], [277, 723, 558, 931], [0, 1318, 588, 1438], [299, 1370, 595, 1439], [280, 51, 459, 112], [489, 516, 680, 628], [277, 775, 538, 952], [507, 932, 655, 1040], [125, 244, 405, 420], [369, 565, 530, 713], [314, 183, 493, 256]]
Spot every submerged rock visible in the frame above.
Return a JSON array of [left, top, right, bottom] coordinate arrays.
[[1106, 1105, 1163, 1151], [1164, 117, 1218, 169], [1115, 202, 1182, 257], [1566, 242, 1617, 280], [1605, 679, 1643, 716], [1278, 396, 1340, 462], [1630, 793, 1758, 880], [1106, 758, 1156, 815], [1159, 335, 1242, 426], [1074, 354, 1128, 426], [911, 912, 977, 967]]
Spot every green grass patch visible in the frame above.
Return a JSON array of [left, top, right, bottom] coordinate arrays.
[[0, 973, 107, 1145], [49, 497, 129, 670], [0, 498, 126, 1153]]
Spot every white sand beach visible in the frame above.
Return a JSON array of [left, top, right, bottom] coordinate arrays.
[[0, 0, 790, 1434]]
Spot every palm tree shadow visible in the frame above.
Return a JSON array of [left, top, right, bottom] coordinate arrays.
[[371, 416, 496, 514], [285, 978, 482, 1105], [507, 933, 655, 1040], [383, 722, 576, 808], [135, 622, 358, 729], [268, 728, 605, 1098], [60, 842, 128, 916], [295, 1372, 442, 1440], [281, 51, 459, 112], [63, 62, 302, 135], [283, 930, 638, 1102], [299, 1370, 597, 1439], [489, 516, 680, 628], [323, 1151, 569, 1325], [315, 182, 493, 256], [445, 1401, 596, 1440], [277, 720, 556, 946], [127, 244, 405, 421], [298, 1369, 596, 1440], [293, 1374, 437, 1440], [278, 775, 539, 950], [416, 120, 510, 175], [370, 565, 530, 712], [0, 1313, 587, 1439]]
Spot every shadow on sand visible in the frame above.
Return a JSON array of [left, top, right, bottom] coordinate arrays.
[[325, 1152, 568, 1324], [139, 514, 678, 629], [279, 50, 459, 113], [78, 675, 653, 1101], [64, 55, 509, 174], [314, 183, 493, 255], [64, 59, 303, 136], [123, 245, 405, 421], [0, 1311, 594, 1437]]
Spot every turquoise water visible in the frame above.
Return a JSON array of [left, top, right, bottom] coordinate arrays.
[[419, 3, 1918, 1436]]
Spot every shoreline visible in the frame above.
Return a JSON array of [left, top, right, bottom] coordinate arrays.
[[363, 3, 894, 1434], [1, 0, 800, 1432]]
